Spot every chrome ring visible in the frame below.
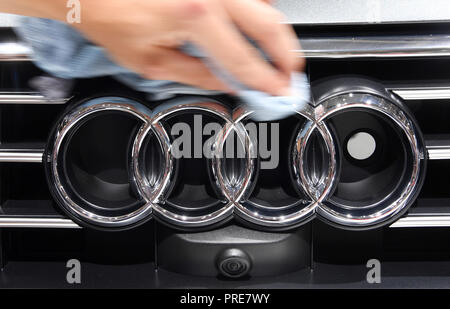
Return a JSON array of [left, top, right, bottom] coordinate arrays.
[[293, 119, 338, 205], [131, 121, 173, 205], [231, 104, 329, 227], [49, 97, 157, 228], [210, 107, 257, 204], [48, 89, 425, 231], [133, 99, 246, 228], [313, 93, 425, 227]]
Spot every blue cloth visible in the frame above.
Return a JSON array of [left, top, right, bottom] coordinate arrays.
[[16, 17, 310, 121]]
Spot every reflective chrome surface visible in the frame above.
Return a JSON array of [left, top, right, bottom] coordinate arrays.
[[390, 215, 450, 228], [293, 117, 337, 204], [233, 105, 323, 228], [427, 146, 450, 160], [49, 97, 155, 228], [133, 100, 240, 228], [296, 35, 450, 59], [0, 13, 18, 27], [212, 107, 257, 213], [0, 217, 80, 228], [392, 87, 450, 100], [4, 34, 450, 62], [4, 213, 450, 229], [0, 93, 69, 104], [313, 93, 425, 228], [46, 92, 427, 230], [134, 98, 336, 229], [0, 42, 31, 61], [0, 149, 43, 163]]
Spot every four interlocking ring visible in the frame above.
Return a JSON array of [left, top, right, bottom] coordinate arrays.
[[47, 90, 426, 230]]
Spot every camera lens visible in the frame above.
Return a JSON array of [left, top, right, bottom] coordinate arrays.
[[216, 248, 252, 278]]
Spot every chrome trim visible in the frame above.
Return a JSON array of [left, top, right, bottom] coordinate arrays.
[[131, 92, 425, 229], [233, 109, 319, 228], [391, 88, 450, 100], [0, 217, 80, 229], [0, 93, 69, 104], [296, 35, 450, 59], [134, 100, 239, 228], [50, 97, 155, 228], [46, 93, 426, 230], [0, 149, 43, 163], [0, 42, 31, 61], [212, 107, 257, 205], [132, 122, 173, 205], [5, 34, 450, 62], [391, 215, 450, 228], [427, 146, 450, 160], [0, 13, 18, 28], [294, 118, 337, 203], [314, 93, 425, 228]]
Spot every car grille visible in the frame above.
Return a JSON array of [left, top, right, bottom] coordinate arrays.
[[1, 24, 450, 230], [2, 21, 450, 283]]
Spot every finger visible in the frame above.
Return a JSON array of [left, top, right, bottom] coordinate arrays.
[[181, 0, 290, 95], [142, 47, 231, 92], [225, 0, 304, 75]]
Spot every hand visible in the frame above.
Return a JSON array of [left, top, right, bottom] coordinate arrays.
[[74, 0, 304, 95], [0, 0, 304, 95]]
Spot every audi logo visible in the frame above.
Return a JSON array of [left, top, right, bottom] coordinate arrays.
[[45, 78, 427, 231]]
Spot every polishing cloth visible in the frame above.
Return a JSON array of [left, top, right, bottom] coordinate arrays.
[[16, 16, 310, 121]]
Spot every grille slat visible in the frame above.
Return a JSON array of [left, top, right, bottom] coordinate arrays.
[[0, 217, 79, 228], [2, 27, 450, 230], [0, 149, 43, 163], [3, 35, 450, 61], [0, 93, 69, 105]]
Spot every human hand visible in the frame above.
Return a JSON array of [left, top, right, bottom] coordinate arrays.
[[74, 0, 304, 95]]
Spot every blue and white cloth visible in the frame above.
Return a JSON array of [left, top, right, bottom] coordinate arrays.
[[16, 16, 310, 121]]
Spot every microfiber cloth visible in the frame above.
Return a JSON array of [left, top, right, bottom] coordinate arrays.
[[16, 17, 310, 121]]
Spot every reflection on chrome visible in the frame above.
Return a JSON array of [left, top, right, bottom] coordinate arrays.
[[47, 90, 426, 230], [133, 99, 241, 228], [47, 97, 155, 229], [312, 93, 425, 228]]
